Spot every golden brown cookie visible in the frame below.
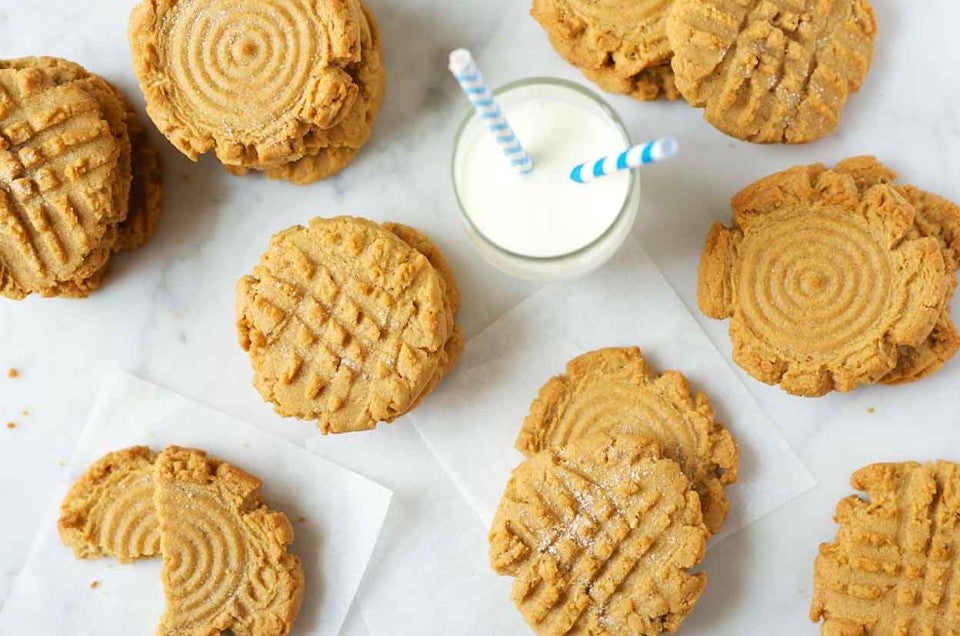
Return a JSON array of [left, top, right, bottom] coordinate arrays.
[[383, 222, 463, 410], [262, 4, 385, 184], [0, 65, 126, 299], [516, 347, 738, 534], [831, 157, 960, 385], [698, 162, 950, 396], [155, 446, 303, 636], [490, 432, 708, 635], [4, 57, 164, 253], [129, 0, 364, 169], [811, 460, 960, 634], [532, 0, 679, 101], [237, 216, 451, 433], [667, 0, 877, 143], [58, 446, 160, 563]]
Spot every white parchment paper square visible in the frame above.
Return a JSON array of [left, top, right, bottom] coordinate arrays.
[[0, 371, 392, 636], [412, 238, 816, 542], [305, 424, 529, 636]]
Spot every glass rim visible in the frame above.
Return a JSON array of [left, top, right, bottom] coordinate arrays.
[[451, 77, 637, 263]]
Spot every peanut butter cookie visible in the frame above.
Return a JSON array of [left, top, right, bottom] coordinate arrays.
[[516, 347, 738, 533], [532, 0, 679, 101], [129, 0, 364, 169], [155, 446, 303, 636], [490, 432, 709, 635], [237, 216, 451, 433], [0, 65, 126, 298], [832, 157, 960, 385], [811, 460, 960, 634], [58, 446, 160, 563], [667, 0, 877, 143], [0, 57, 163, 298], [698, 162, 950, 396], [4, 57, 164, 253]]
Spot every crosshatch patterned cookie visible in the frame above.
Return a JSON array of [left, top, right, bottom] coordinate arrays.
[[516, 347, 738, 534], [667, 0, 877, 143], [237, 216, 451, 433], [831, 156, 960, 385], [0, 65, 126, 298], [0, 56, 163, 299], [698, 162, 950, 396], [155, 446, 304, 636], [531, 0, 679, 101], [58, 446, 160, 563], [490, 432, 709, 635], [811, 460, 960, 634], [3, 56, 165, 254], [129, 0, 364, 169]]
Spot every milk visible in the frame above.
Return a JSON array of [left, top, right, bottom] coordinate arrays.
[[453, 79, 640, 280]]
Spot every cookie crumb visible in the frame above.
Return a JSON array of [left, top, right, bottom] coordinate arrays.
[[297, 516, 306, 524], [867, 407, 875, 414], [6, 422, 14, 430], [21, 409, 28, 417], [7, 368, 18, 378], [90, 580, 99, 590], [57, 460, 66, 467]]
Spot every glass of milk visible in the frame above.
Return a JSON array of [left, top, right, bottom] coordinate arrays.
[[452, 78, 640, 281]]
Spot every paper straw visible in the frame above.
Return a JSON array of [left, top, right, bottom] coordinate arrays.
[[570, 137, 679, 184], [448, 49, 533, 175]]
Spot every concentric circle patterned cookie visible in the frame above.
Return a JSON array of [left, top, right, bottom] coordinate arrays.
[[490, 432, 709, 635], [698, 163, 950, 396], [832, 157, 960, 385], [811, 460, 960, 634], [532, 0, 679, 101], [129, 0, 364, 168], [516, 347, 738, 533], [667, 0, 877, 143], [262, 4, 385, 184], [58, 446, 160, 563], [155, 446, 303, 636], [237, 216, 451, 433], [0, 65, 126, 298]]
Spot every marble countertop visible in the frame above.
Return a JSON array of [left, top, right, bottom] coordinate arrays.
[[2, 0, 960, 634]]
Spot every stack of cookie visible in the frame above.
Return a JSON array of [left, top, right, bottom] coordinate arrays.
[[0, 57, 162, 299], [532, 0, 878, 143], [236, 216, 463, 434], [59, 446, 304, 636], [128, 0, 384, 185], [698, 157, 960, 397], [489, 348, 740, 634]]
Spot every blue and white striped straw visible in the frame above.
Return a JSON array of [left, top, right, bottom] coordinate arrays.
[[448, 49, 533, 175], [570, 137, 679, 184]]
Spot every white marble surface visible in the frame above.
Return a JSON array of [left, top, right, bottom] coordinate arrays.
[[2, 0, 960, 634]]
